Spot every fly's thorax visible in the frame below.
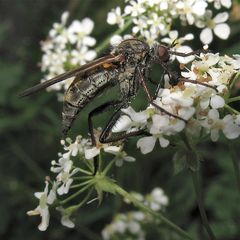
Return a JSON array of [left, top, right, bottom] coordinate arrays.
[[117, 65, 139, 98], [113, 39, 150, 65]]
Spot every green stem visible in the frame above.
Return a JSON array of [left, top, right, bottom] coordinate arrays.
[[229, 143, 240, 193], [95, 18, 133, 55], [70, 179, 93, 189], [181, 133, 216, 240], [227, 96, 240, 104], [190, 170, 216, 240], [60, 184, 92, 205], [114, 184, 193, 240], [103, 159, 115, 175], [78, 168, 92, 175], [73, 176, 92, 180], [229, 71, 240, 89], [224, 104, 240, 115]]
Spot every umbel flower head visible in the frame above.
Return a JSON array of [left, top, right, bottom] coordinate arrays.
[[114, 52, 240, 154]]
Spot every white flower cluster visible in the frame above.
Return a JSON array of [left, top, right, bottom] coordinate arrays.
[[27, 135, 135, 231], [40, 12, 96, 92], [102, 187, 168, 240], [113, 53, 240, 154], [107, 0, 232, 47]]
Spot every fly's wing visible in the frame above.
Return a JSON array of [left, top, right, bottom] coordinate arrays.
[[18, 54, 124, 97]]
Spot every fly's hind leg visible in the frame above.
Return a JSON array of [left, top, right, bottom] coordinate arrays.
[[88, 100, 123, 174], [99, 109, 149, 144], [88, 100, 149, 174]]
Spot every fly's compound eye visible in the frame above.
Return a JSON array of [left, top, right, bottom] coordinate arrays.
[[158, 46, 170, 62]]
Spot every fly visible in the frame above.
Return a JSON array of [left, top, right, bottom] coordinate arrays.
[[19, 39, 212, 146]]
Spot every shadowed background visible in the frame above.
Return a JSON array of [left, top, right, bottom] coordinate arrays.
[[1, 0, 240, 239]]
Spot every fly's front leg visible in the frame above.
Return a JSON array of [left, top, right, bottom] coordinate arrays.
[[136, 67, 187, 123], [168, 49, 209, 57]]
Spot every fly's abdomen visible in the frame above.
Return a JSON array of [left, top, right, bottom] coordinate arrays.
[[62, 70, 116, 135]]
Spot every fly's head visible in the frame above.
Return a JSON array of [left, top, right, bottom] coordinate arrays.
[[113, 39, 150, 65], [151, 44, 170, 63]]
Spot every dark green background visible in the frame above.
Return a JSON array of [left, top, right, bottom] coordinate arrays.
[[1, 0, 240, 239]]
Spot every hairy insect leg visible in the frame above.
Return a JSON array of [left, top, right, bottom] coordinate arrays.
[[137, 67, 187, 123], [178, 77, 217, 91], [168, 49, 209, 57], [99, 109, 149, 143], [88, 100, 123, 174], [154, 70, 167, 99]]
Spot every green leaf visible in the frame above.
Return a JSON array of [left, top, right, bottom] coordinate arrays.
[[173, 150, 187, 174]]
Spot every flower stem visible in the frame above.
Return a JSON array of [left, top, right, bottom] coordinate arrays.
[[229, 71, 240, 89], [224, 104, 240, 115], [190, 170, 216, 240], [60, 184, 92, 205], [227, 96, 240, 103], [114, 184, 193, 240], [95, 18, 133, 55], [229, 143, 240, 194], [181, 133, 216, 240]]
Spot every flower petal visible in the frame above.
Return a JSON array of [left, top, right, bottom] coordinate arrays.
[[200, 28, 213, 44], [137, 136, 156, 154], [214, 12, 229, 24], [84, 147, 100, 159], [210, 95, 225, 109], [214, 23, 230, 40]]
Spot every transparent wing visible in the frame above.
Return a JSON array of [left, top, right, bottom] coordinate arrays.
[[18, 54, 124, 97]]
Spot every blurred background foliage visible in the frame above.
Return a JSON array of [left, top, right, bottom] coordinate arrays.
[[0, 0, 240, 239]]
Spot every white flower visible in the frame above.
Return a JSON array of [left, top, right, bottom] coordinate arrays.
[[71, 46, 96, 65], [132, 16, 148, 34], [147, 13, 167, 35], [110, 34, 133, 46], [124, 0, 146, 17], [211, 0, 232, 9], [40, 14, 96, 95], [176, 0, 208, 25], [68, 18, 95, 45], [85, 144, 121, 159], [57, 207, 75, 228], [113, 151, 136, 167], [107, 7, 125, 28], [145, 187, 168, 211], [128, 220, 141, 233], [61, 136, 91, 159], [27, 181, 57, 231], [112, 106, 150, 133], [200, 11, 230, 44], [56, 168, 79, 195], [201, 109, 240, 141], [137, 135, 169, 154], [49, 11, 69, 38]]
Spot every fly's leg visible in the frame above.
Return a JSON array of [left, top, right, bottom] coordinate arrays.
[[168, 49, 209, 57], [154, 70, 167, 99], [137, 67, 187, 123], [99, 109, 149, 143], [159, 61, 217, 91], [88, 100, 149, 173], [88, 100, 123, 174], [88, 100, 123, 146], [178, 77, 217, 91]]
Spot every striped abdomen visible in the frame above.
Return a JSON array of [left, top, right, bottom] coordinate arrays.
[[62, 69, 116, 135]]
